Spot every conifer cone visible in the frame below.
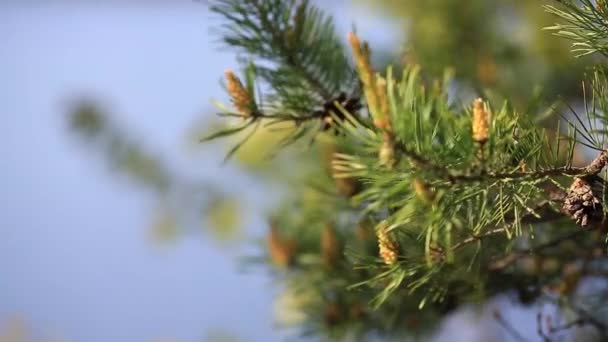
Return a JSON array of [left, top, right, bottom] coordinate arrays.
[[225, 70, 254, 117], [472, 98, 489, 144], [562, 176, 604, 228], [376, 222, 399, 265], [267, 222, 297, 267], [320, 223, 340, 266]]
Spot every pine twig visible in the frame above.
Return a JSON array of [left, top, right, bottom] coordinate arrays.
[[568, 301, 608, 337], [487, 229, 585, 272], [397, 144, 608, 184], [536, 312, 551, 342], [451, 201, 565, 253], [249, 0, 333, 100]]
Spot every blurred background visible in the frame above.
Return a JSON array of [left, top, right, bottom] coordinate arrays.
[[0, 0, 593, 341]]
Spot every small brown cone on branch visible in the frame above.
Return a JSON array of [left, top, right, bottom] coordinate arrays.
[[320, 223, 340, 266], [562, 176, 604, 228], [376, 221, 399, 265], [267, 222, 297, 267]]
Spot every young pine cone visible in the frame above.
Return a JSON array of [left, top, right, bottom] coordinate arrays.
[[320, 223, 340, 266], [472, 98, 489, 144], [267, 223, 297, 267], [376, 222, 399, 265], [562, 176, 604, 228]]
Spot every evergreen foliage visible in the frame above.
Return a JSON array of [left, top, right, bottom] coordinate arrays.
[[206, 0, 608, 339]]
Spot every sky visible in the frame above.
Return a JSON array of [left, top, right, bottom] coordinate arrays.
[[0, 2, 276, 341]]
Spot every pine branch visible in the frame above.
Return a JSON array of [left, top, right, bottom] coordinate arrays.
[[203, 1, 608, 336], [487, 229, 585, 272], [568, 302, 608, 336], [536, 312, 552, 342], [210, 0, 357, 109], [450, 201, 567, 254], [545, 0, 608, 57], [398, 142, 608, 184], [206, 0, 366, 155], [539, 299, 608, 339]]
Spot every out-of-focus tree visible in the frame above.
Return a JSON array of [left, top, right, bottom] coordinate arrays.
[[68, 101, 244, 246], [355, 0, 592, 108]]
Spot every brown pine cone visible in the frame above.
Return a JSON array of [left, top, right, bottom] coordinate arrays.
[[562, 176, 604, 227]]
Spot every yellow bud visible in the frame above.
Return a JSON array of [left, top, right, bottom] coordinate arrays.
[[348, 32, 385, 130], [472, 98, 489, 144], [376, 221, 399, 265], [225, 69, 253, 117]]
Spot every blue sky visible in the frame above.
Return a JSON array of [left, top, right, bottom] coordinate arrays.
[[1, 3, 272, 341]]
